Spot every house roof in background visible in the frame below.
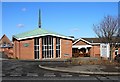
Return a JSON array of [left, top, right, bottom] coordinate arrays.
[[82, 38, 102, 43], [73, 37, 120, 45], [0, 34, 12, 46], [83, 37, 120, 43]]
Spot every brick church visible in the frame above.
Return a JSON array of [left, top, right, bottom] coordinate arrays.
[[12, 10, 73, 60]]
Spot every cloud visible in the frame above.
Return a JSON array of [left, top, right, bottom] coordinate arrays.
[[17, 24, 24, 28], [21, 8, 27, 12], [70, 28, 80, 32]]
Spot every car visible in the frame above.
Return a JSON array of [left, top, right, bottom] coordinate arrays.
[[114, 54, 120, 63]]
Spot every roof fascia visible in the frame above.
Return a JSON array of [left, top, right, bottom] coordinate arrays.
[[14, 34, 74, 41], [73, 38, 91, 45]]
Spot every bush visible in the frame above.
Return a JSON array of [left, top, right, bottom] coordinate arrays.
[[66, 57, 120, 65]]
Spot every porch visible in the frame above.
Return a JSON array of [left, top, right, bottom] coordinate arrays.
[[72, 45, 92, 57]]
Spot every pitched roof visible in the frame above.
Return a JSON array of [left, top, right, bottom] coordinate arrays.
[[13, 28, 74, 40], [73, 37, 120, 45], [83, 37, 120, 43], [82, 38, 102, 43], [0, 34, 13, 46], [73, 38, 92, 45], [0, 34, 11, 43]]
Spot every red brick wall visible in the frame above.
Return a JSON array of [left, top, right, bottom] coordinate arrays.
[[39, 38, 42, 60], [0, 48, 4, 52], [75, 40, 88, 45], [53, 38, 56, 58], [13, 40, 16, 58], [0, 47, 13, 58], [118, 48, 120, 54], [13, 39, 34, 60], [13, 37, 72, 60], [90, 45, 100, 57], [13, 40, 20, 59], [61, 39, 72, 59], [19, 39, 34, 60], [7, 48, 13, 58]]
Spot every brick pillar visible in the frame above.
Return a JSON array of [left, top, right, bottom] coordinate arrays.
[[19, 41, 21, 59], [13, 41, 16, 58], [16, 41, 20, 59], [39, 38, 42, 60], [91, 46, 95, 57], [53, 38, 56, 59], [90, 47, 94, 57], [118, 48, 120, 54]]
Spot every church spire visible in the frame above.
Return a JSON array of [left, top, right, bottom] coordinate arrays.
[[38, 9, 41, 28]]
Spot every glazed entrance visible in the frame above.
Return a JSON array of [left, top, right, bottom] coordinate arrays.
[[72, 47, 91, 57]]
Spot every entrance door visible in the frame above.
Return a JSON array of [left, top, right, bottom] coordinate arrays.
[[34, 38, 40, 59]]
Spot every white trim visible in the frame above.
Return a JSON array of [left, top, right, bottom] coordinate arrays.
[[55, 38, 61, 58], [73, 38, 81, 45], [100, 43, 110, 58], [53, 38, 55, 58], [42, 36, 54, 59], [73, 38, 91, 45], [34, 38, 40, 59], [92, 43, 101, 45], [73, 38, 102, 45], [73, 38, 120, 45], [42, 58, 55, 60], [14, 34, 74, 41], [60, 39, 61, 58], [72, 45, 92, 49]]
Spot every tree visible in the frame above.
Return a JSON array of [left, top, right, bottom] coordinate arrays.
[[93, 15, 119, 61]]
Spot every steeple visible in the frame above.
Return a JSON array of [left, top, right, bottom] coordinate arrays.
[[38, 9, 41, 28]]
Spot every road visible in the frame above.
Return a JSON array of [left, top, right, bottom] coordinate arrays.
[[1, 59, 120, 82]]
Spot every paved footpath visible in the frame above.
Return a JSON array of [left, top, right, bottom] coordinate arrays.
[[39, 64, 120, 75]]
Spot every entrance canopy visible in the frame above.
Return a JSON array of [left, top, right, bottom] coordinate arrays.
[[72, 45, 92, 49]]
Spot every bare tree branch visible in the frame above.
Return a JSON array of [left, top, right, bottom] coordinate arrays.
[[93, 15, 119, 61]]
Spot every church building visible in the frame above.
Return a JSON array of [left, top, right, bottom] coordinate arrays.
[[12, 10, 73, 60]]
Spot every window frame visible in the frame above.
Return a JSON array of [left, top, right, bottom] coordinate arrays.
[[56, 38, 60, 58], [42, 36, 54, 59]]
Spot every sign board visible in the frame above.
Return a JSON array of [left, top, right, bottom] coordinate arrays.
[[100, 43, 110, 58], [64, 54, 69, 56], [23, 43, 29, 47]]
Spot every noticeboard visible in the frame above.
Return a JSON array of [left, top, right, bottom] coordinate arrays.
[[100, 43, 110, 58], [23, 43, 29, 47]]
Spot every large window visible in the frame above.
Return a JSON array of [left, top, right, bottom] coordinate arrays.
[[42, 36, 53, 58], [34, 38, 39, 59], [56, 38, 60, 58]]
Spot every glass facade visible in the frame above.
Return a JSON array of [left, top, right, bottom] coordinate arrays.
[[56, 38, 60, 58], [34, 36, 61, 59], [42, 36, 53, 58], [34, 38, 40, 59]]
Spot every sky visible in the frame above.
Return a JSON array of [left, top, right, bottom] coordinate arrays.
[[1, 2, 118, 40], [1, 0, 119, 2]]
